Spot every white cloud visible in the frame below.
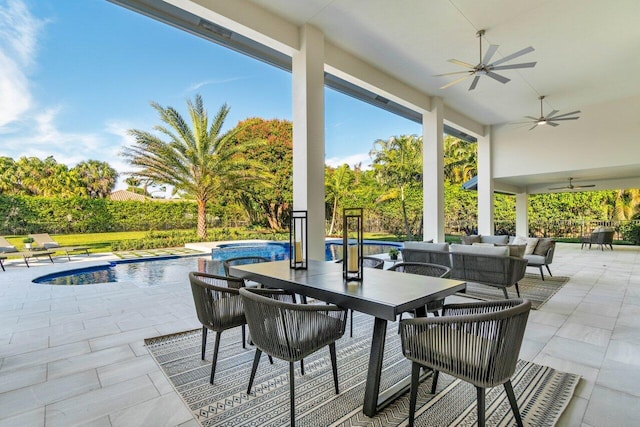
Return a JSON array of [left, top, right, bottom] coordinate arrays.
[[187, 76, 248, 91], [0, 0, 45, 129], [325, 152, 373, 170]]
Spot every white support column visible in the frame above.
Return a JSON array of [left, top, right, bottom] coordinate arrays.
[[477, 127, 494, 235], [515, 192, 529, 237], [292, 24, 325, 260], [423, 97, 445, 243]]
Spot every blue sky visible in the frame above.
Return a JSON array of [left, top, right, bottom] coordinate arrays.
[[0, 0, 420, 191]]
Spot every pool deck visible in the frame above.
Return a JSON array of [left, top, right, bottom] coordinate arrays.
[[1, 243, 640, 425]]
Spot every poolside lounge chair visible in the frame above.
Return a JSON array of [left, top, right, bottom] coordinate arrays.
[[29, 233, 90, 260], [0, 237, 55, 268]]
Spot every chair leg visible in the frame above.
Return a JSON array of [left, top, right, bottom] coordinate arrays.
[[350, 310, 353, 337], [201, 326, 207, 360], [268, 355, 274, 364], [430, 370, 439, 394], [514, 283, 521, 298], [209, 331, 222, 384], [502, 288, 509, 299], [247, 349, 262, 393], [329, 343, 339, 394], [241, 325, 246, 349], [408, 362, 421, 427], [476, 387, 486, 427], [300, 359, 304, 376], [539, 266, 545, 281], [289, 361, 296, 427], [545, 264, 553, 277], [504, 380, 524, 427]]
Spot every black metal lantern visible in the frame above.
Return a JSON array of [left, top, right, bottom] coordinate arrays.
[[342, 208, 363, 280], [289, 210, 307, 269]]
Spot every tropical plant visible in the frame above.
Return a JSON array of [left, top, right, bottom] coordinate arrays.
[[443, 135, 477, 184], [73, 160, 118, 198], [121, 94, 262, 239], [369, 135, 423, 239], [325, 164, 355, 235]]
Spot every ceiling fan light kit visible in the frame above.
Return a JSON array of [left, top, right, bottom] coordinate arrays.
[[517, 96, 581, 130], [435, 29, 536, 91]]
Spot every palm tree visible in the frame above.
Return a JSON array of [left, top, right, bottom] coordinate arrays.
[[122, 94, 260, 239], [74, 160, 118, 198], [443, 135, 477, 184], [325, 164, 354, 235], [370, 135, 423, 239]]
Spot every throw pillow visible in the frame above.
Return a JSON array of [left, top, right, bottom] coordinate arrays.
[[460, 235, 481, 245], [507, 244, 526, 258], [524, 237, 539, 255], [512, 235, 528, 246], [533, 238, 555, 256]]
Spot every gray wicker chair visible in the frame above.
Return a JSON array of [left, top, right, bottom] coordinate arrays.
[[240, 287, 347, 427], [388, 262, 451, 316], [189, 272, 247, 384], [336, 256, 384, 337], [400, 298, 531, 427], [223, 256, 270, 277]]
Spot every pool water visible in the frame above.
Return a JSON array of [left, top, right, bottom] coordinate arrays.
[[34, 240, 401, 286]]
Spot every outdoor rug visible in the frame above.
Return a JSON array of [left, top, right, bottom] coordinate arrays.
[[461, 273, 570, 310], [145, 313, 580, 426]]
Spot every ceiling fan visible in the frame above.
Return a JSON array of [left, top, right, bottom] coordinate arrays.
[[518, 96, 581, 130], [435, 29, 536, 91], [548, 178, 595, 190]]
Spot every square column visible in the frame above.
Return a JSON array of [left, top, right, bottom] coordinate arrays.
[[292, 24, 325, 260], [477, 127, 494, 235], [515, 192, 529, 236], [423, 97, 444, 243]]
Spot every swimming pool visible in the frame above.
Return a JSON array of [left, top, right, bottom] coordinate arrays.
[[34, 240, 401, 286]]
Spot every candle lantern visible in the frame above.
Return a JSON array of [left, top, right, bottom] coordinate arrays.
[[289, 210, 307, 269], [342, 208, 364, 280]]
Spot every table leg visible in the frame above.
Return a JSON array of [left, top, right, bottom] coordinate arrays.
[[363, 317, 387, 417]]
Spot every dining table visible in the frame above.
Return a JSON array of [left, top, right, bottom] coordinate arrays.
[[229, 258, 466, 417]]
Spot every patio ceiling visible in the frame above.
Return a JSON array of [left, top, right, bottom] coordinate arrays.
[[114, 0, 640, 192]]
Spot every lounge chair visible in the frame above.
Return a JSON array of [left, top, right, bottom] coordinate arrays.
[[0, 237, 55, 268], [29, 233, 90, 260]]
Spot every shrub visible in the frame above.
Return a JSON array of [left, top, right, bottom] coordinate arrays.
[[620, 222, 640, 245]]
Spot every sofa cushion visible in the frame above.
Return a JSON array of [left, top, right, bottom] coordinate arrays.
[[0, 245, 18, 253], [512, 235, 538, 255], [460, 235, 481, 245], [481, 235, 509, 245], [450, 244, 509, 257], [403, 242, 449, 252], [524, 254, 546, 265], [43, 242, 60, 249], [533, 238, 554, 256]]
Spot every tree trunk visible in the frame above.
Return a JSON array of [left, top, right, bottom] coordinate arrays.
[[329, 197, 338, 235], [401, 186, 413, 239], [197, 199, 207, 240]]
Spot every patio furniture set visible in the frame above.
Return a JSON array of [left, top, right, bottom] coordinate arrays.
[[580, 227, 615, 250], [189, 255, 531, 426], [0, 233, 90, 270]]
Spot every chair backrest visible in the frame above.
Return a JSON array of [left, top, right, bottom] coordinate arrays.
[[597, 231, 614, 244], [389, 262, 451, 278], [29, 233, 56, 246], [240, 287, 347, 362], [401, 298, 531, 388], [362, 256, 384, 269], [188, 272, 246, 332], [401, 246, 451, 267], [223, 256, 269, 276]]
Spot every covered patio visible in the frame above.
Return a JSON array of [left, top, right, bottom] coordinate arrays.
[[0, 244, 639, 425]]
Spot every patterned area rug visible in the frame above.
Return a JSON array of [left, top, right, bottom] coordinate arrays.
[[145, 314, 579, 426], [462, 273, 570, 309]]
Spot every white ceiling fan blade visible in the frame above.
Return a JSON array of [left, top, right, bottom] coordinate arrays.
[[448, 58, 475, 68], [524, 115, 539, 121], [434, 70, 472, 77], [545, 109, 559, 118], [528, 124, 538, 131], [575, 184, 596, 188], [468, 75, 481, 90], [486, 71, 510, 84], [490, 61, 537, 70], [440, 74, 472, 89], [550, 117, 580, 121], [488, 46, 535, 67], [548, 110, 581, 119], [547, 121, 560, 127], [482, 44, 499, 65], [548, 185, 568, 190]]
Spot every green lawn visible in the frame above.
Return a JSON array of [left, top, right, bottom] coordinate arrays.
[[5, 231, 148, 253]]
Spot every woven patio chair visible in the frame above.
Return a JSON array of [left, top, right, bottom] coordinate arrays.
[[400, 298, 531, 427], [336, 256, 384, 336], [240, 287, 347, 427], [189, 272, 248, 384], [389, 262, 451, 317]]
